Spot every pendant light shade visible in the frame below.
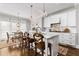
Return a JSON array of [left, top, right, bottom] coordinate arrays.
[[29, 5, 33, 20], [43, 3, 47, 17]]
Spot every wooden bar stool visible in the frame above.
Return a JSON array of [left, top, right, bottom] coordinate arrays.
[[33, 33, 51, 56]]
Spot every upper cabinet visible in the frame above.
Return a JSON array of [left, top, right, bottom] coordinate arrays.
[[44, 9, 76, 27], [67, 10, 76, 26], [61, 10, 76, 26], [44, 9, 76, 33], [60, 12, 68, 26]]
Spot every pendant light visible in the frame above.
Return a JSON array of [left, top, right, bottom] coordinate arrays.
[[43, 3, 47, 17], [30, 5, 33, 20]]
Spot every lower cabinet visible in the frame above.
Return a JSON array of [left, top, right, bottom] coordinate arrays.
[[59, 33, 76, 45]]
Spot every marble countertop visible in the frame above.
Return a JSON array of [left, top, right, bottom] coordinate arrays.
[[43, 32, 59, 39]]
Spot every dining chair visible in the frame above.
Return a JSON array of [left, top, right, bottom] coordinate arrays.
[[23, 32, 34, 49], [6, 32, 9, 43]]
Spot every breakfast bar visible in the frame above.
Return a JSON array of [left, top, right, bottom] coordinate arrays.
[[44, 33, 59, 56]]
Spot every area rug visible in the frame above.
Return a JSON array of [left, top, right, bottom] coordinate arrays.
[[58, 44, 79, 56], [58, 45, 69, 55]]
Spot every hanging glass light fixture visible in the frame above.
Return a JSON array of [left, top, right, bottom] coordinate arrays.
[[29, 5, 33, 20], [43, 3, 47, 17]]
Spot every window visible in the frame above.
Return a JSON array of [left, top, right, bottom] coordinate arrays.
[[0, 18, 28, 40]]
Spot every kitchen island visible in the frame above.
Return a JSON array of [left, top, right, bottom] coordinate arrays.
[[43, 32, 59, 56]]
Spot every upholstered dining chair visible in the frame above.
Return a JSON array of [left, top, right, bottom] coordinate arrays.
[[6, 32, 14, 43], [24, 32, 34, 49], [33, 33, 51, 56], [6, 32, 9, 43]]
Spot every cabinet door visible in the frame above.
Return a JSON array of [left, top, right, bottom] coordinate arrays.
[[60, 13, 67, 26], [60, 10, 76, 26], [67, 10, 76, 26], [59, 33, 66, 43], [67, 34, 76, 45]]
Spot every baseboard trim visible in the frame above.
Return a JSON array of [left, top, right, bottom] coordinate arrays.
[[59, 43, 76, 48]]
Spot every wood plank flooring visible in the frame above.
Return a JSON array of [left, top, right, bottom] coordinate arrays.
[[0, 41, 79, 56], [0, 41, 41, 56], [0, 47, 41, 56]]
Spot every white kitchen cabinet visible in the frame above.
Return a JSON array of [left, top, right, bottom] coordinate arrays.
[[67, 10, 76, 26], [59, 33, 76, 45], [61, 10, 76, 27], [60, 13, 67, 26]]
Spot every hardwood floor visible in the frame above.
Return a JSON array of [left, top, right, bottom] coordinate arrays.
[[0, 41, 79, 56], [0, 47, 42, 56], [0, 41, 42, 56], [1, 45, 79, 56]]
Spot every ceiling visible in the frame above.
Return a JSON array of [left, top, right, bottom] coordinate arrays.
[[0, 3, 75, 20]]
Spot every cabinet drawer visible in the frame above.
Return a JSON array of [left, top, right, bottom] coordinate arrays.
[[59, 33, 76, 45]]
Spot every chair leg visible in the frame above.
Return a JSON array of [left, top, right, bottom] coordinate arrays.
[[41, 50, 44, 56], [35, 47, 37, 56], [28, 42, 30, 49], [31, 43, 33, 48]]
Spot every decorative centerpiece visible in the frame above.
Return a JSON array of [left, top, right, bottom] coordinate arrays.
[[64, 26, 70, 33]]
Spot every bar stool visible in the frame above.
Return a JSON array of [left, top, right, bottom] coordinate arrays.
[[33, 33, 51, 56]]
